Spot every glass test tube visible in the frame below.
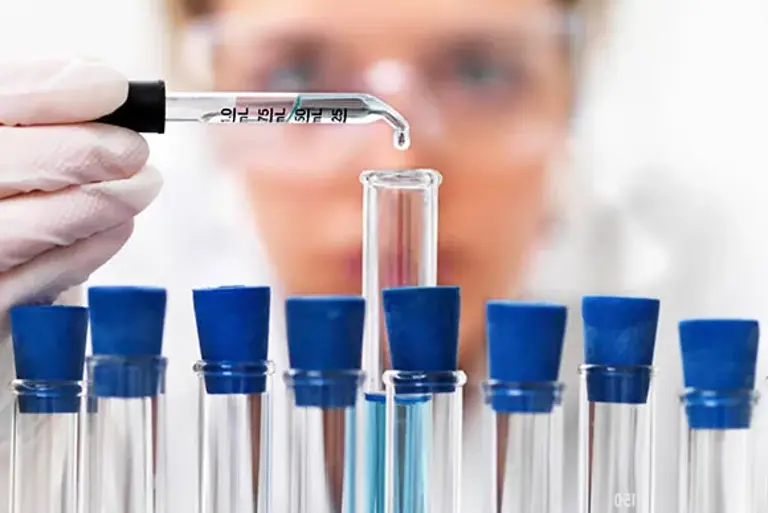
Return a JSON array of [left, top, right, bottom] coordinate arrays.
[[284, 295, 367, 513], [8, 305, 88, 513], [284, 369, 365, 513], [678, 390, 758, 513], [383, 370, 466, 513], [482, 301, 568, 513], [195, 361, 273, 513], [578, 365, 655, 513], [677, 319, 760, 513], [360, 169, 441, 513], [482, 382, 565, 513], [10, 380, 82, 513], [83, 355, 168, 513]]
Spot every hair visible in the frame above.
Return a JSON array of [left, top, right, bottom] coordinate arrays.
[[165, 0, 579, 28]]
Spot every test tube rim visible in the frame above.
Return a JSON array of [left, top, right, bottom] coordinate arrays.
[[282, 368, 365, 386], [679, 387, 759, 403], [359, 168, 442, 190], [578, 363, 656, 376], [85, 354, 168, 366], [381, 369, 468, 387], [193, 359, 275, 378], [10, 378, 84, 397]]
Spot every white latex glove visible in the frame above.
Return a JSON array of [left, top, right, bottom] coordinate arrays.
[[0, 57, 162, 415]]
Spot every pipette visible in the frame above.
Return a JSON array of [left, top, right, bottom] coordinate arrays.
[[96, 81, 411, 150]]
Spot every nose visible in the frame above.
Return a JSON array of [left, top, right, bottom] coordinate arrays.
[[362, 60, 446, 159]]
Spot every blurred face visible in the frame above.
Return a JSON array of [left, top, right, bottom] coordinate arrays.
[[205, 0, 571, 372]]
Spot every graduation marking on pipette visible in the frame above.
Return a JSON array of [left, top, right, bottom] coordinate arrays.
[[96, 81, 411, 150]]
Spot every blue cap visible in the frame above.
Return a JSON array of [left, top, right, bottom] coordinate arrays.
[[10, 305, 88, 414], [89, 286, 167, 356], [383, 286, 460, 373], [88, 286, 167, 398], [679, 319, 759, 430], [286, 296, 365, 408], [193, 286, 271, 394], [582, 296, 660, 404], [486, 301, 567, 382], [486, 301, 567, 413]]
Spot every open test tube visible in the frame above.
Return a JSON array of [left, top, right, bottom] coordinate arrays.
[[382, 286, 466, 513], [483, 302, 568, 513], [8, 305, 88, 513], [82, 287, 168, 513], [578, 296, 660, 513], [360, 169, 441, 513], [193, 286, 274, 513], [678, 319, 760, 513], [284, 296, 366, 513]]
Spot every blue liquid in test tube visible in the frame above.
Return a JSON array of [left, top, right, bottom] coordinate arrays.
[[382, 286, 465, 513], [360, 170, 441, 513]]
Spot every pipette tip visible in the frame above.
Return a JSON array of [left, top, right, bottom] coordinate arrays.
[[395, 130, 410, 150]]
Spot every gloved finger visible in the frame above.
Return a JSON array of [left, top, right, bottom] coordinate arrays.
[[0, 123, 149, 199], [0, 165, 162, 272], [0, 220, 134, 313], [0, 57, 128, 126]]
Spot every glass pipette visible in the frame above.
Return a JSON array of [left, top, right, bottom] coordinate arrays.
[[96, 81, 411, 150]]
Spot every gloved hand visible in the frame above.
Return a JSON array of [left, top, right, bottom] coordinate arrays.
[[0, 57, 162, 403]]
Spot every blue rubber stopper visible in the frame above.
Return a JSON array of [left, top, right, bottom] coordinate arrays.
[[193, 286, 271, 394], [286, 296, 365, 408], [679, 319, 759, 429], [10, 305, 88, 414], [383, 286, 460, 372], [486, 301, 567, 413], [88, 286, 167, 398], [582, 296, 660, 404]]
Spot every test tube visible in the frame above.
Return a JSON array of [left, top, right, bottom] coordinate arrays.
[[8, 305, 88, 513], [482, 301, 568, 513], [193, 286, 273, 513], [578, 296, 660, 513], [82, 286, 168, 513], [678, 319, 760, 513], [381, 286, 466, 513], [360, 169, 441, 513], [283, 296, 366, 513]]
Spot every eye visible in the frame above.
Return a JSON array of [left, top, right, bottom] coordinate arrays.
[[452, 54, 508, 86], [437, 42, 528, 96], [263, 56, 320, 91]]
